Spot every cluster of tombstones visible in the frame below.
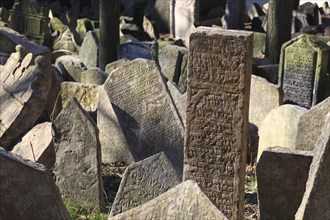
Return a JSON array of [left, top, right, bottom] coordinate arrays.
[[0, 0, 330, 220]]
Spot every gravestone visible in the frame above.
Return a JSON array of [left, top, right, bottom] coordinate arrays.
[[108, 180, 228, 220], [80, 68, 108, 85], [0, 50, 52, 150], [0, 147, 70, 220], [295, 113, 330, 219], [11, 122, 55, 169], [9, 0, 50, 45], [257, 147, 313, 220], [249, 75, 283, 129], [105, 58, 130, 75], [53, 97, 105, 211], [53, 29, 79, 53], [257, 104, 307, 161], [110, 152, 180, 217], [279, 34, 330, 108], [167, 81, 186, 125], [117, 41, 158, 61], [79, 31, 99, 68], [184, 27, 253, 219], [55, 55, 87, 82], [100, 59, 184, 176]]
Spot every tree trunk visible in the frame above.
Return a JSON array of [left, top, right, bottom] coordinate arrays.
[[266, 0, 295, 64], [99, 0, 120, 70]]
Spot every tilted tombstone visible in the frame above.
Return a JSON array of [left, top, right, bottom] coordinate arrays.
[[0, 48, 52, 150], [184, 27, 253, 219], [108, 180, 228, 220], [257, 104, 307, 161], [110, 152, 180, 217], [295, 113, 330, 219], [167, 81, 187, 125], [0, 147, 70, 220], [9, 0, 50, 45], [79, 31, 99, 68], [257, 147, 313, 220], [117, 41, 158, 61], [99, 59, 184, 176], [11, 122, 55, 169], [279, 34, 330, 109], [53, 97, 105, 211], [296, 97, 330, 151]]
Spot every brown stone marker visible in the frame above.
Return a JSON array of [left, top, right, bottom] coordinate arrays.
[[184, 27, 253, 219]]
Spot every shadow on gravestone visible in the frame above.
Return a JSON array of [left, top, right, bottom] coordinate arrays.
[[0, 147, 70, 220]]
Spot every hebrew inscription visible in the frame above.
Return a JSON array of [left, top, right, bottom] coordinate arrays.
[[283, 40, 316, 108], [184, 27, 252, 220]]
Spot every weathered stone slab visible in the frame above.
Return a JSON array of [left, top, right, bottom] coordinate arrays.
[[159, 44, 188, 83], [0, 51, 52, 150], [249, 75, 283, 128], [104, 58, 130, 75], [184, 27, 253, 219], [53, 29, 80, 53], [296, 97, 330, 151], [100, 59, 184, 176], [11, 122, 55, 169], [167, 81, 186, 125], [0, 147, 70, 220], [295, 113, 330, 219], [79, 31, 99, 68], [0, 27, 50, 59], [257, 147, 313, 220], [258, 104, 307, 161], [117, 41, 158, 61], [81, 68, 107, 85], [279, 34, 330, 108], [53, 97, 105, 210], [108, 180, 228, 220], [110, 152, 180, 217], [61, 82, 99, 119], [9, 0, 50, 45], [55, 55, 87, 82]]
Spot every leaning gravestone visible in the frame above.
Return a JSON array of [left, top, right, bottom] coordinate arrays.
[[296, 97, 330, 151], [279, 34, 330, 108], [79, 31, 99, 68], [110, 152, 180, 217], [53, 97, 105, 211], [11, 122, 55, 169], [184, 27, 253, 219], [0, 49, 52, 150], [117, 41, 158, 61], [108, 180, 228, 220], [0, 147, 70, 220], [99, 59, 184, 176], [257, 147, 313, 220], [295, 113, 330, 219]]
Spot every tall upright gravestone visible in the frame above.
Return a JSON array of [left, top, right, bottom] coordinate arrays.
[[279, 34, 330, 109], [184, 27, 253, 219]]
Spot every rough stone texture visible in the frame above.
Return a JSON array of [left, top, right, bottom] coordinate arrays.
[[108, 180, 228, 220], [279, 34, 330, 108], [253, 32, 266, 58], [0, 147, 70, 220], [61, 82, 99, 118], [172, 0, 198, 45], [258, 104, 307, 161], [249, 75, 283, 129], [184, 27, 253, 220], [79, 31, 99, 68], [296, 97, 330, 151], [0, 27, 50, 59], [55, 55, 87, 82], [99, 59, 184, 176], [295, 113, 330, 220], [51, 50, 75, 63], [53, 29, 79, 53], [11, 122, 55, 169], [159, 44, 188, 83], [167, 81, 186, 125], [110, 152, 180, 217], [81, 68, 108, 85], [257, 147, 313, 220], [97, 86, 134, 164], [105, 59, 130, 75], [76, 18, 93, 40], [0, 50, 52, 150], [117, 41, 158, 61], [53, 97, 105, 210]]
